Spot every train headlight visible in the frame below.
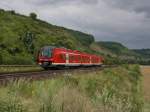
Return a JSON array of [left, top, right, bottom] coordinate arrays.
[[39, 62, 42, 65]]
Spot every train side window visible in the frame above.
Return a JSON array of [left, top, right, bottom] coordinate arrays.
[[84, 57, 86, 63], [69, 55, 72, 61], [69, 55, 74, 61], [81, 57, 84, 63], [85, 57, 87, 62], [72, 55, 75, 61], [78, 56, 81, 62], [92, 58, 95, 63], [60, 54, 66, 60], [82, 57, 84, 63]]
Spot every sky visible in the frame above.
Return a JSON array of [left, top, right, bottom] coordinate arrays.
[[0, 0, 150, 49]]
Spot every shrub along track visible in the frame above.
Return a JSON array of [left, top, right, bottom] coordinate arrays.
[[0, 65, 113, 85]]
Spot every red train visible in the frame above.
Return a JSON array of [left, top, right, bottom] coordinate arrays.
[[37, 46, 104, 69]]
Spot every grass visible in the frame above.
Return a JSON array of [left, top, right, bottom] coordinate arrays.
[[0, 65, 143, 112], [0, 66, 43, 73]]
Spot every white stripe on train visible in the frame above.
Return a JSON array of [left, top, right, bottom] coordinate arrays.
[[52, 63, 102, 66]]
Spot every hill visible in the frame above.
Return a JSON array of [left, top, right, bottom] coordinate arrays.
[[0, 9, 95, 64], [133, 49, 150, 65], [133, 49, 150, 59], [0, 9, 149, 65], [95, 41, 141, 56], [95, 41, 129, 54], [90, 41, 143, 64]]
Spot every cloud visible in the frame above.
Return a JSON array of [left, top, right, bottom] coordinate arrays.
[[0, 0, 150, 49], [104, 0, 150, 17], [29, 0, 99, 5]]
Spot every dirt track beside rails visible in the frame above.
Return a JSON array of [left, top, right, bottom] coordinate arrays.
[[141, 66, 150, 101]]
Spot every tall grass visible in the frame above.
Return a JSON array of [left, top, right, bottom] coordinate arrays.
[[0, 65, 143, 112]]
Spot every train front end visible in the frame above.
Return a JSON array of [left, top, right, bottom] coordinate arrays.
[[38, 46, 54, 69]]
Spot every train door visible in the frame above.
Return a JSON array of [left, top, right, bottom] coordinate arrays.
[[66, 53, 69, 65]]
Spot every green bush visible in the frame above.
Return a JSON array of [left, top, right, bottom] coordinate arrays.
[[8, 10, 16, 15], [2, 51, 34, 65], [29, 12, 37, 20]]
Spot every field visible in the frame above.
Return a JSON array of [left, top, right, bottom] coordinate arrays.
[[0, 65, 143, 112], [141, 66, 150, 100], [140, 66, 150, 112]]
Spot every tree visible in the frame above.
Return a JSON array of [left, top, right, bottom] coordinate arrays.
[[30, 12, 37, 20], [20, 31, 36, 54], [0, 9, 4, 13], [9, 10, 15, 14]]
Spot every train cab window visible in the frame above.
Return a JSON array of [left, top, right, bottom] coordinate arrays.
[[40, 47, 52, 57]]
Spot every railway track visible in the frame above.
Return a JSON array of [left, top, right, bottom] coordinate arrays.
[[0, 70, 60, 84], [0, 65, 116, 84]]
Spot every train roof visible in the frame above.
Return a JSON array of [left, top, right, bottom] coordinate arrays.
[[42, 46, 56, 49]]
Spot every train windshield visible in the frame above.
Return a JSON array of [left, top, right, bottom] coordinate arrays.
[[40, 47, 52, 57]]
